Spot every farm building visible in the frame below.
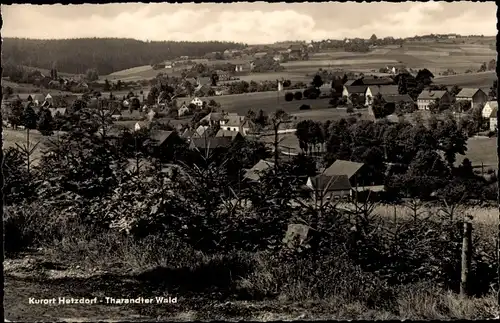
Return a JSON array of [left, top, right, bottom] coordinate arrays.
[[381, 94, 415, 109], [365, 85, 399, 106], [417, 90, 452, 110], [189, 136, 234, 152], [455, 88, 488, 111], [490, 106, 498, 132], [482, 101, 498, 118], [220, 114, 246, 132], [305, 174, 352, 202], [343, 85, 368, 98], [322, 159, 366, 186]]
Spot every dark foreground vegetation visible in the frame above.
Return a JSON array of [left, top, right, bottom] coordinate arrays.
[[3, 94, 499, 320]]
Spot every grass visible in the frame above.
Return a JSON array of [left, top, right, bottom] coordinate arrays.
[[2, 129, 63, 166], [433, 71, 496, 89]]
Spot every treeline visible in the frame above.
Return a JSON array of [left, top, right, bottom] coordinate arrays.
[[2, 37, 247, 75]]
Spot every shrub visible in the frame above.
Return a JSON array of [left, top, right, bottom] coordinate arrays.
[[308, 92, 318, 100], [347, 107, 354, 113], [294, 91, 303, 100], [299, 104, 311, 110], [284, 92, 294, 101]]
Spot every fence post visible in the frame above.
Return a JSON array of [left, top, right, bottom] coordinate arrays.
[[460, 214, 473, 297]]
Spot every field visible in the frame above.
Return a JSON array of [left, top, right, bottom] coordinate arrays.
[[433, 71, 496, 89], [2, 129, 65, 166], [199, 91, 333, 115]]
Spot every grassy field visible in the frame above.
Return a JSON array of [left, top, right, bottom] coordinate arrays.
[[2, 129, 65, 166], [198, 91, 333, 115], [433, 71, 496, 89]]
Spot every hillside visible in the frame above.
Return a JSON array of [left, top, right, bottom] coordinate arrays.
[[2, 38, 246, 75]]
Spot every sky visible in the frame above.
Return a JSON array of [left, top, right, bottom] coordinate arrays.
[[2, 2, 497, 44]]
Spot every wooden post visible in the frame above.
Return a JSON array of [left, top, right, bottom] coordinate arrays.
[[460, 215, 473, 297]]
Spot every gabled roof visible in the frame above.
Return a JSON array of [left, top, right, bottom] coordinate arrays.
[[456, 88, 485, 98], [417, 90, 448, 100], [367, 85, 399, 96], [307, 175, 352, 192], [224, 115, 245, 127], [181, 129, 195, 139], [48, 107, 67, 116], [215, 129, 243, 138], [357, 77, 394, 86], [344, 80, 355, 86], [244, 159, 275, 181], [323, 159, 365, 179], [190, 136, 233, 150], [381, 94, 414, 104], [197, 77, 211, 86], [149, 130, 175, 146], [345, 85, 368, 94]]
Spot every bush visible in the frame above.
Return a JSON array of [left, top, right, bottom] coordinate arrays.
[[308, 92, 318, 100], [346, 107, 354, 113], [294, 91, 303, 100], [284, 92, 294, 101], [299, 104, 311, 110]]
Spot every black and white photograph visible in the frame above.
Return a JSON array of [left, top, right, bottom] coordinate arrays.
[[2, 1, 499, 321]]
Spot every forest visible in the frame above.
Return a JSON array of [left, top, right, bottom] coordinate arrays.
[[2, 37, 247, 75]]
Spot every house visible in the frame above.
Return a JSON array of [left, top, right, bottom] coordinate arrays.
[[215, 129, 245, 140], [215, 87, 230, 96], [342, 85, 368, 99], [490, 106, 498, 132], [215, 70, 231, 81], [148, 130, 182, 150], [417, 90, 451, 110], [190, 97, 203, 107], [365, 85, 399, 106], [482, 101, 498, 118], [244, 159, 275, 182], [189, 136, 233, 151], [323, 159, 367, 187], [27, 94, 46, 105], [305, 174, 352, 202], [196, 125, 209, 138], [220, 114, 246, 132], [200, 112, 231, 125], [381, 94, 415, 110], [178, 104, 190, 117], [455, 88, 488, 110]]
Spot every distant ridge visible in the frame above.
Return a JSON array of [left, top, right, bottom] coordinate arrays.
[[2, 37, 247, 75]]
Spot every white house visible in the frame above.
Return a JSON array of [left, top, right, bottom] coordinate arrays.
[[220, 114, 245, 132], [482, 101, 498, 119], [190, 97, 203, 107]]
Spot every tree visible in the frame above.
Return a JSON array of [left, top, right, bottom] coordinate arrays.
[[284, 92, 294, 101], [6, 100, 24, 129], [370, 34, 378, 44], [294, 91, 303, 100], [478, 62, 487, 72], [449, 85, 461, 97], [397, 76, 407, 95], [311, 74, 324, 88], [210, 73, 219, 86], [85, 68, 99, 82], [416, 68, 434, 86], [37, 108, 54, 136], [104, 79, 111, 91]]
